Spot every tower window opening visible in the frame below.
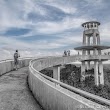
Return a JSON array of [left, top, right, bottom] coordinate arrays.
[[87, 24, 89, 29], [91, 24, 93, 28]]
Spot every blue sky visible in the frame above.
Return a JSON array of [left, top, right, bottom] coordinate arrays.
[[0, 0, 110, 59]]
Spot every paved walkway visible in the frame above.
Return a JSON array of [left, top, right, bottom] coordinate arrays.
[[0, 67, 43, 110]]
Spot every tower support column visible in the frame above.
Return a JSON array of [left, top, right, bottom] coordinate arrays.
[[87, 61, 90, 70], [97, 35, 100, 45], [88, 37, 90, 45], [87, 50, 90, 70], [83, 33, 86, 45], [98, 50, 101, 55], [94, 61, 99, 86], [53, 65, 60, 81], [81, 61, 86, 81], [93, 33, 96, 45], [99, 61, 104, 85], [93, 48, 97, 55]]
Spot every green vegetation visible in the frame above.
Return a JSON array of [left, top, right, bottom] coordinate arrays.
[[41, 64, 110, 100], [40, 69, 53, 78]]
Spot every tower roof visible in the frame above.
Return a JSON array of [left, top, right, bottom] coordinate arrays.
[[82, 21, 100, 27]]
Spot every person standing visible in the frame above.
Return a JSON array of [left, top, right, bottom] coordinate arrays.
[[14, 50, 20, 70], [68, 50, 70, 56], [64, 50, 67, 56]]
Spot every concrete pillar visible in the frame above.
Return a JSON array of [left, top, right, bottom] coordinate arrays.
[[87, 61, 90, 70], [87, 50, 90, 55], [94, 61, 99, 86], [94, 23, 97, 29], [93, 48, 97, 55], [87, 50, 90, 70], [86, 24, 88, 29], [81, 61, 86, 81], [89, 23, 91, 29], [93, 33, 96, 45], [96, 24, 98, 29], [53, 66, 60, 81], [88, 37, 90, 45], [98, 50, 101, 55], [82, 50, 86, 55], [83, 33, 86, 45], [97, 35, 100, 45], [99, 61, 104, 85], [93, 23, 94, 28]]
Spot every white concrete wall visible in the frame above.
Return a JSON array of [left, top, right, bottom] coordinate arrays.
[[28, 57, 109, 110], [0, 58, 31, 76]]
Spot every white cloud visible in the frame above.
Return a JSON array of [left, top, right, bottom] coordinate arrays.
[[0, 1, 27, 31], [0, 36, 63, 50], [47, 2, 77, 14], [17, 15, 88, 38], [55, 35, 82, 46], [0, 35, 65, 59], [33, 17, 88, 34], [0, 0, 48, 33], [0, 32, 83, 60], [100, 23, 110, 42], [0, 0, 88, 36], [23, 0, 47, 19], [0, 0, 78, 36], [84, 0, 103, 6], [0, 0, 110, 60]]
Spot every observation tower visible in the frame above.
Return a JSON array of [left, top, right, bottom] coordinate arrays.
[[74, 21, 110, 86]]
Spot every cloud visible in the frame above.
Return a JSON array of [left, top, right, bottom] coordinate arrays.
[[0, 35, 64, 60], [0, 0, 110, 60], [0, 35, 66, 51], [0, 0, 78, 36], [32, 17, 88, 34], [84, 0, 104, 6], [0, 0, 47, 32], [45, 1, 77, 14], [100, 23, 110, 42], [0, 0, 88, 36]]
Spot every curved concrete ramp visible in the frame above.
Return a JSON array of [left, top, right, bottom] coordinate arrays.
[[0, 67, 43, 110], [29, 57, 110, 110]]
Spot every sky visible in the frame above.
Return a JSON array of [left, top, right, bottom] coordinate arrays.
[[0, 0, 110, 59]]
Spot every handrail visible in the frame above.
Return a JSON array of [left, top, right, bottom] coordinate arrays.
[[29, 58, 110, 107], [0, 57, 35, 63]]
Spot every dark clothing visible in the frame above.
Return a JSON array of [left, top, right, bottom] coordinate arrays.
[[64, 51, 67, 56], [14, 58, 18, 65], [14, 52, 19, 65]]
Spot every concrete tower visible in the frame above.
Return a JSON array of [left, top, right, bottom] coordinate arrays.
[[74, 21, 110, 86]]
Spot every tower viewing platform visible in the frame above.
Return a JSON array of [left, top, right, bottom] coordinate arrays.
[[74, 21, 110, 86]]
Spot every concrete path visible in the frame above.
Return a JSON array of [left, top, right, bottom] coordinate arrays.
[[0, 67, 43, 110]]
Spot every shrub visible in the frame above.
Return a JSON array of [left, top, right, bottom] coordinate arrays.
[[93, 85, 103, 94]]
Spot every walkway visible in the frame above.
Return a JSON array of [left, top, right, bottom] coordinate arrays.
[[0, 67, 43, 110]]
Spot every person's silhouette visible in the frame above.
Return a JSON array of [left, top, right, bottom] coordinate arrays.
[[14, 50, 20, 70]]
